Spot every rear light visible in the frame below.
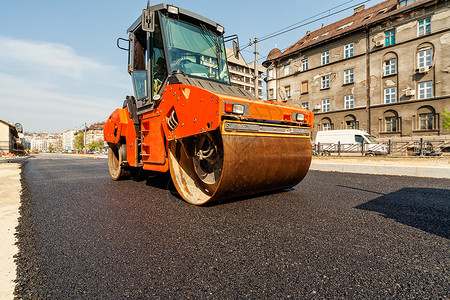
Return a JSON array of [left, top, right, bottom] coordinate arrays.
[[224, 103, 233, 113]]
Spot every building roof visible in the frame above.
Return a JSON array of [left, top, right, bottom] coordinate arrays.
[[226, 47, 249, 67], [0, 119, 19, 138], [263, 0, 434, 65]]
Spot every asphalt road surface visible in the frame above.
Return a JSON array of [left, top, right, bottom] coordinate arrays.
[[15, 155, 449, 299]]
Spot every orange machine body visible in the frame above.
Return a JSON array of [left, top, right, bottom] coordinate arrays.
[[104, 83, 314, 173]]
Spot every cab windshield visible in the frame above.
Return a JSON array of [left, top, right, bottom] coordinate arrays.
[[160, 14, 230, 85], [365, 135, 378, 143]]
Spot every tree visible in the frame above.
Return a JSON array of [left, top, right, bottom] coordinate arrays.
[[74, 132, 84, 150], [48, 143, 55, 153], [88, 139, 104, 151], [443, 110, 450, 131]]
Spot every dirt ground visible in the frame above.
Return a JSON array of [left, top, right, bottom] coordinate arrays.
[[0, 163, 21, 299], [312, 156, 449, 167]]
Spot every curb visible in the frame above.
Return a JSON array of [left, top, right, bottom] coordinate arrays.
[[310, 162, 450, 179], [0, 156, 32, 164]]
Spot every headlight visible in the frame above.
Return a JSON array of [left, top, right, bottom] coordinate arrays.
[[167, 5, 179, 14], [296, 113, 305, 122], [232, 104, 245, 115]]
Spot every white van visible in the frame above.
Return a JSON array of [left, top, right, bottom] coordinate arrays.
[[314, 130, 388, 156]]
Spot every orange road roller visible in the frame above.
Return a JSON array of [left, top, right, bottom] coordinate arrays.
[[104, 3, 314, 205]]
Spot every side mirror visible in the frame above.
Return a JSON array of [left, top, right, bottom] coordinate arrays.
[[233, 40, 240, 60], [142, 9, 155, 32]]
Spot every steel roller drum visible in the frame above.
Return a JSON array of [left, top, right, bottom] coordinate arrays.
[[169, 127, 312, 205]]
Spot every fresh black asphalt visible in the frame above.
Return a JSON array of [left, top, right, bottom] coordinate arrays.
[[14, 155, 449, 298]]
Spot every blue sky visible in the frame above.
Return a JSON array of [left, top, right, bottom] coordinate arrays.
[[0, 0, 383, 133]]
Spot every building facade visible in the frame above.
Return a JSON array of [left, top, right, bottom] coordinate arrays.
[[62, 130, 76, 151], [85, 122, 105, 146], [0, 119, 19, 154], [263, 0, 449, 144], [227, 48, 265, 99]]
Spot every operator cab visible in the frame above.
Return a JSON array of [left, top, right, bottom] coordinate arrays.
[[122, 3, 235, 115]]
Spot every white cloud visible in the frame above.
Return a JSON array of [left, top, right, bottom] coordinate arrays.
[[0, 36, 131, 132], [0, 36, 109, 80]]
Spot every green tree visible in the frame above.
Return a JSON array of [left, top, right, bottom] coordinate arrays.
[[88, 139, 104, 151], [443, 110, 450, 131], [74, 132, 85, 150], [48, 143, 55, 153]]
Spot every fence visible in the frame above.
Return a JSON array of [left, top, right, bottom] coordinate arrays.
[[314, 138, 450, 156]]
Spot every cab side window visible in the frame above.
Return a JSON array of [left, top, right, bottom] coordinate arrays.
[[151, 14, 168, 95]]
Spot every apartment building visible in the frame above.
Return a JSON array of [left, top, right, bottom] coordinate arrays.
[[226, 48, 265, 99], [263, 0, 449, 143], [62, 130, 76, 151], [85, 122, 105, 146]]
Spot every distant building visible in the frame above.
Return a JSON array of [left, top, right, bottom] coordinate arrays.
[[0, 119, 20, 155], [62, 130, 76, 151], [226, 48, 265, 99], [85, 122, 105, 146], [263, 0, 449, 144], [26, 133, 62, 152]]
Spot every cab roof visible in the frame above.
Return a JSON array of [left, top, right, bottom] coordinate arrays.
[[127, 3, 222, 34]]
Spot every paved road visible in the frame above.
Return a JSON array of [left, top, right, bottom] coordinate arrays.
[[15, 155, 449, 298]]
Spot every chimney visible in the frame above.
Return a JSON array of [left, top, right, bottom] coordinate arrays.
[[306, 30, 311, 36], [354, 4, 365, 14]]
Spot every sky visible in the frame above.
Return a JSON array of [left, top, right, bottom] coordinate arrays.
[[0, 0, 384, 133]]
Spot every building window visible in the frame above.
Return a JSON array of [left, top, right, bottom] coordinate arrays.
[[322, 99, 331, 112], [417, 106, 435, 130], [384, 87, 397, 104], [321, 51, 330, 65], [301, 102, 309, 110], [302, 59, 308, 71], [385, 30, 395, 46], [268, 88, 274, 99], [345, 115, 357, 129], [418, 18, 431, 36], [344, 69, 354, 84], [322, 123, 331, 131], [285, 86, 291, 98], [268, 69, 274, 79], [383, 110, 399, 132], [346, 120, 356, 129], [384, 58, 397, 76], [418, 81, 433, 99], [385, 116, 398, 132], [284, 65, 290, 76], [345, 95, 354, 109], [420, 113, 434, 130], [301, 81, 308, 94], [418, 49, 432, 68], [344, 43, 354, 58], [321, 75, 330, 89], [400, 0, 418, 7]]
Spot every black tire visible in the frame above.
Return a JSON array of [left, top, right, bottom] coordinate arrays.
[[108, 143, 131, 180]]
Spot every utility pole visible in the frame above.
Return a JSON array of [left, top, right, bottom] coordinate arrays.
[[253, 37, 259, 99], [84, 123, 87, 154]]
